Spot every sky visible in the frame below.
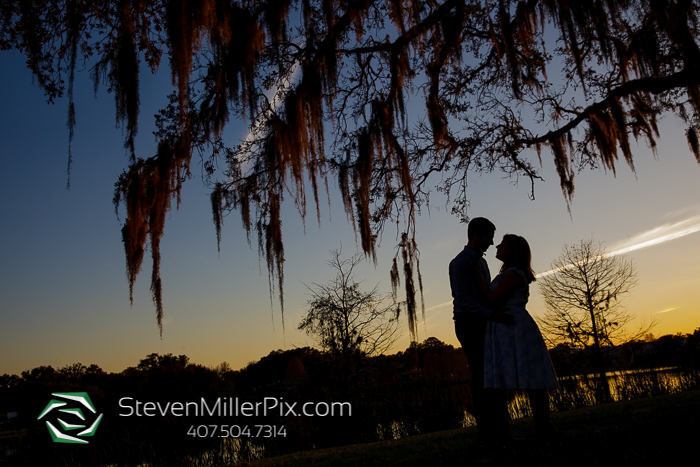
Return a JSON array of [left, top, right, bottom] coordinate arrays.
[[1, 46, 699, 377]]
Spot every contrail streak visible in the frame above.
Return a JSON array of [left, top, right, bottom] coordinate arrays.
[[424, 301, 451, 312], [230, 63, 301, 177], [652, 308, 677, 315], [243, 64, 299, 146], [537, 216, 700, 278], [607, 223, 700, 256]]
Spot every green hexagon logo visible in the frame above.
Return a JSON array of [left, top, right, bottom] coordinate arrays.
[[37, 392, 103, 444]]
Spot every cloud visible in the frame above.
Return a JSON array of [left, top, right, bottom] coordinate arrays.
[[221, 63, 301, 180], [660, 204, 700, 220], [537, 215, 700, 278], [240, 64, 301, 147], [424, 301, 451, 313], [608, 215, 700, 255], [651, 308, 677, 315]]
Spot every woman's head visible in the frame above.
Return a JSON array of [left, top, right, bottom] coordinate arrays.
[[497, 234, 536, 283]]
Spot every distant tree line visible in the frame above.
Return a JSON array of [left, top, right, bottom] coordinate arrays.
[[0, 344, 470, 466], [2, 330, 699, 465], [549, 328, 700, 377]]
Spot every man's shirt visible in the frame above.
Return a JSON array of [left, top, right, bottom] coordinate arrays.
[[449, 246, 493, 319]]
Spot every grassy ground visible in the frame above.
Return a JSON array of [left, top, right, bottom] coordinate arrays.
[[236, 389, 700, 466]]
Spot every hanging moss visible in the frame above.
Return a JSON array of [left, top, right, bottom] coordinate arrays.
[[395, 232, 424, 341], [5, 0, 700, 334]]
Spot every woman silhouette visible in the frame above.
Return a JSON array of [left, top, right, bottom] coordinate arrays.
[[475, 234, 559, 437]]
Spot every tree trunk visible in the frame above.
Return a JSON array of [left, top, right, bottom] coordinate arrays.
[[587, 291, 612, 403]]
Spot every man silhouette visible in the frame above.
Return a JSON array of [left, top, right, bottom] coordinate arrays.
[[449, 217, 511, 443]]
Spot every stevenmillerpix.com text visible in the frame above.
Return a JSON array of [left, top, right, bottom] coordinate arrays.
[[118, 397, 352, 417]]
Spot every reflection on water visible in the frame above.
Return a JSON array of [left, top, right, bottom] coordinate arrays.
[[103, 438, 267, 467], [461, 410, 477, 427], [507, 367, 699, 419], [188, 437, 267, 467], [610, 367, 691, 399], [376, 420, 417, 440], [378, 412, 476, 440], [378, 368, 699, 441]]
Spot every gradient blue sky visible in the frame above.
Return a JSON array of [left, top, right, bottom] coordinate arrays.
[[1, 47, 699, 376]]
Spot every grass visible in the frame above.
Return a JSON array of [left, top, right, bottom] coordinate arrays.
[[235, 389, 700, 467]]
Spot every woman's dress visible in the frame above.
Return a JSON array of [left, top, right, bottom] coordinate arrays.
[[483, 268, 559, 389]]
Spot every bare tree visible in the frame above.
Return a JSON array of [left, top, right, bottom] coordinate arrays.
[[537, 239, 653, 401], [298, 250, 401, 357]]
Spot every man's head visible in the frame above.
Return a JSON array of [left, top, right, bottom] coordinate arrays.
[[467, 217, 496, 254]]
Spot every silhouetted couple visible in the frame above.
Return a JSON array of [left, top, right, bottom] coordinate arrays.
[[449, 217, 558, 446]]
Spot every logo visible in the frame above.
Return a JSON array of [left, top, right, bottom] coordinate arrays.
[[37, 392, 104, 444]]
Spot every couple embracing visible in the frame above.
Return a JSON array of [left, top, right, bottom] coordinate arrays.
[[449, 217, 559, 444]]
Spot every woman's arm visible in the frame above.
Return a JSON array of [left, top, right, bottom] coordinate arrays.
[[474, 268, 525, 308]]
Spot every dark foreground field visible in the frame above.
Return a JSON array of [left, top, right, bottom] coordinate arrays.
[[240, 389, 700, 467]]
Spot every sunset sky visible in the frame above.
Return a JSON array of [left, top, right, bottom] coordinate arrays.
[[1, 47, 698, 376]]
